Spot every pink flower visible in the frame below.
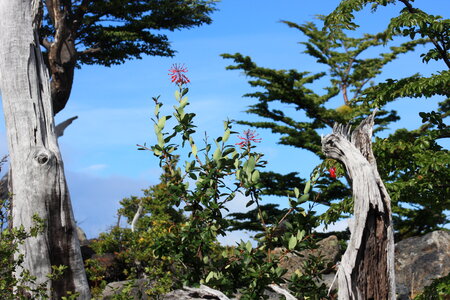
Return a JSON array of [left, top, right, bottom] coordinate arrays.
[[168, 63, 190, 86], [236, 130, 262, 148], [328, 167, 336, 179]]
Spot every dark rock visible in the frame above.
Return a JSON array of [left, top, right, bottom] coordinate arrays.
[[80, 243, 96, 261], [395, 230, 450, 299]]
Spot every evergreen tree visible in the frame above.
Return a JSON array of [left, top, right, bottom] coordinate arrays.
[[223, 2, 449, 239], [325, 0, 449, 239]]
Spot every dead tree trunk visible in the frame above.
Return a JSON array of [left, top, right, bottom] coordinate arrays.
[[322, 110, 395, 299], [0, 116, 78, 200], [0, 1, 90, 298]]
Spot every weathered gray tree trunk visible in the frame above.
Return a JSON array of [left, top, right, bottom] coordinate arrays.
[[0, 116, 78, 200], [322, 110, 395, 299], [0, 1, 90, 298]]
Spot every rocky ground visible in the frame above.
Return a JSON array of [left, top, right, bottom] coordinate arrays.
[[78, 229, 450, 299]]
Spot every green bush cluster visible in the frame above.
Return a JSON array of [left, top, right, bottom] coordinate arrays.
[[84, 84, 335, 299]]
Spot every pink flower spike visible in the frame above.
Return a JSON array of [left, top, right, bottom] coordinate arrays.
[[168, 63, 190, 86], [235, 130, 262, 148], [328, 167, 337, 179]]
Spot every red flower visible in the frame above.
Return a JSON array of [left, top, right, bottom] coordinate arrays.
[[328, 167, 337, 179], [236, 130, 262, 148], [168, 63, 190, 86]]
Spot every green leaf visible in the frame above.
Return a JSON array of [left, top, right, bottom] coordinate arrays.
[[296, 230, 305, 241], [298, 193, 310, 203], [205, 271, 215, 283], [234, 158, 240, 169], [222, 129, 231, 143], [251, 170, 260, 182], [191, 144, 197, 157], [312, 171, 320, 182], [303, 180, 311, 194], [157, 132, 165, 147], [294, 187, 300, 198], [245, 241, 253, 253], [175, 90, 181, 100], [247, 156, 256, 172], [213, 148, 222, 162], [167, 146, 175, 154], [288, 235, 297, 250], [223, 147, 235, 157], [180, 96, 188, 107], [157, 116, 166, 130], [154, 124, 160, 134]]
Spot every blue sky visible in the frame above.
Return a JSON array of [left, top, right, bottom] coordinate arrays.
[[0, 0, 448, 241]]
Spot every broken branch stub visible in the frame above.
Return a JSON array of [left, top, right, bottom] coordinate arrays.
[[321, 110, 395, 300]]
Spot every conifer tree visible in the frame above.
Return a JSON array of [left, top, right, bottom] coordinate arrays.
[[223, 2, 449, 239]]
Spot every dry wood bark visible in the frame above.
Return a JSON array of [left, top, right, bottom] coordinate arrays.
[[0, 116, 78, 200], [322, 110, 395, 299], [0, 0, 89, 298]]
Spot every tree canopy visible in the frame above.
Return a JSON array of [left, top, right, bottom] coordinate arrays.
[[223, 1, 449, 239], [38, 0, 216, 114]]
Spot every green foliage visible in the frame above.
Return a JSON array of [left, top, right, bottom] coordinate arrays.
[[87, 224, 183, 297], [40, 0, 217, 67], [0, 197, 74, 299], [0, 203, 44, 298], [374, 122, 449, 239], [228, 203, 321, 245], [287, 253, 332, 300], [223, 7, 449, 239], [325, 0, 450, 67], [88, 80, 336, 298], [414, 271, 450, 300], [325, 0, 450, 239]]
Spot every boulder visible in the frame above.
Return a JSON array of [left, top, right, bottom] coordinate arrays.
[[76, 226, 88, 245], [101, 279, 153, 300], [274, 230, 450, 298], [395, 230, 450, 299], [80, 241, 96, 261], [275, 235, 340, 279]]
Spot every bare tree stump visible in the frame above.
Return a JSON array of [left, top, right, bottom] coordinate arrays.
[[322, 110, 395, 299]]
